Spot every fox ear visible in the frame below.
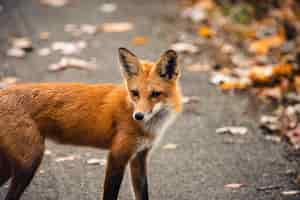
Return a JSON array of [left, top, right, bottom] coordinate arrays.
[[118, 47, 140, 78], [156, 49, 179, 80]]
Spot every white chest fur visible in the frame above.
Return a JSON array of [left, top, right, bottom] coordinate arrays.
[[137, 109, 178, 152]]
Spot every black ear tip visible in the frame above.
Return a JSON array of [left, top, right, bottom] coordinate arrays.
[[165, 49, 178, 58], [118, 47, 128, 53], [118, 47, 136, 57]]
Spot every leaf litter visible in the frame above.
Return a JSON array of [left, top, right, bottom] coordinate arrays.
[[100, 22, 134, 33], [178, 0, 300, 149], [40, 0, 69, 7], [216, 126, 248, 136], [6, 37, 34, 58], [48, 57, 97, 72]]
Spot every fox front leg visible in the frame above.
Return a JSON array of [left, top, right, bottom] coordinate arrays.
[[102, 135, 136, 200], [102, 152, 128, 200], [130, 149, 150, 200]]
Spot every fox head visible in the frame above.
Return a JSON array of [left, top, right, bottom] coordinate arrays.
[[119, 47, 182, 122]]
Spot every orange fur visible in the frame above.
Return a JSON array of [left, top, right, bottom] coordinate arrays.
[[0, 48, 182, 200]]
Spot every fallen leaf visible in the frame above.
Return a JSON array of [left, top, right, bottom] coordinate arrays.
[[182, 96, 201, 104], [260, 115, 280, 132], [48, 57, 97, 72], [249, 35, 285, 55], [6, 48, 25, 58], [51, 41, 87, 55], [256, 185, 281, 191], [80, 24, 97, 35], [0, 77, 19, 89], [249, 66, 273, 84], [264, 135, 282, 143], [273, 63, 293, 76], [162, 143, 177, 150], [294, 76, 300, 94], [216, 126, 248, 136], [220, 79, 250, 90], [198, 26, 215, 38], [281, 190, 300, 196], [210, 73, 233, 85], [40, 0, 69, 7], [98, 3, 117, 13], [45, 150, 52, 155], [55, 155, 79, 162], [132, 36, 148, 46], [11, 37, 33, 51], [224, 183, 244, 189], [221, 44, 236, 54], [181, 3, 208, 23], [257, 87, 282, 100], [170, 42, 199, 54], [39, 32, 50, 40], [187, 63, 211, 72], [37, 48, 51, 56], [87, 158, 107, 166], [100, 22, 134, 33], [285, 125, 300, 149], [64, 24, 78, 33]]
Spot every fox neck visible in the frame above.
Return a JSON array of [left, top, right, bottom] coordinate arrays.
[[141, 107, 178, 147]]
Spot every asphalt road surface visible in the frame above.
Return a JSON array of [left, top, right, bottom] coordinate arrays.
[[0, 0, 299, 200]]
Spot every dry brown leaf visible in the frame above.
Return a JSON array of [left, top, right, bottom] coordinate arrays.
[[132, 36, 148, 46], [100, 22, 134, 33]]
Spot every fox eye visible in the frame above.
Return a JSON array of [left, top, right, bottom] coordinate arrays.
[[151, 91, 162, 98], [130, 90, 139, 97]]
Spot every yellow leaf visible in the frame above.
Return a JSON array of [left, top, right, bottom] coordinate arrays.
[[220, 81, 249, 90], [132, 36, 148, 46], [294, 76, 300, 94], [198, 26, 215, 38], [249, 66, 273, 83], [249, 35, 285, 55], [273, 63, 293, 76]]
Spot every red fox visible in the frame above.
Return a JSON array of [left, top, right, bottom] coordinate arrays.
[[0, 48, 182, 200]]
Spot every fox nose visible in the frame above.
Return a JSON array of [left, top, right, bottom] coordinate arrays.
[[133, 112, 144, 121]]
